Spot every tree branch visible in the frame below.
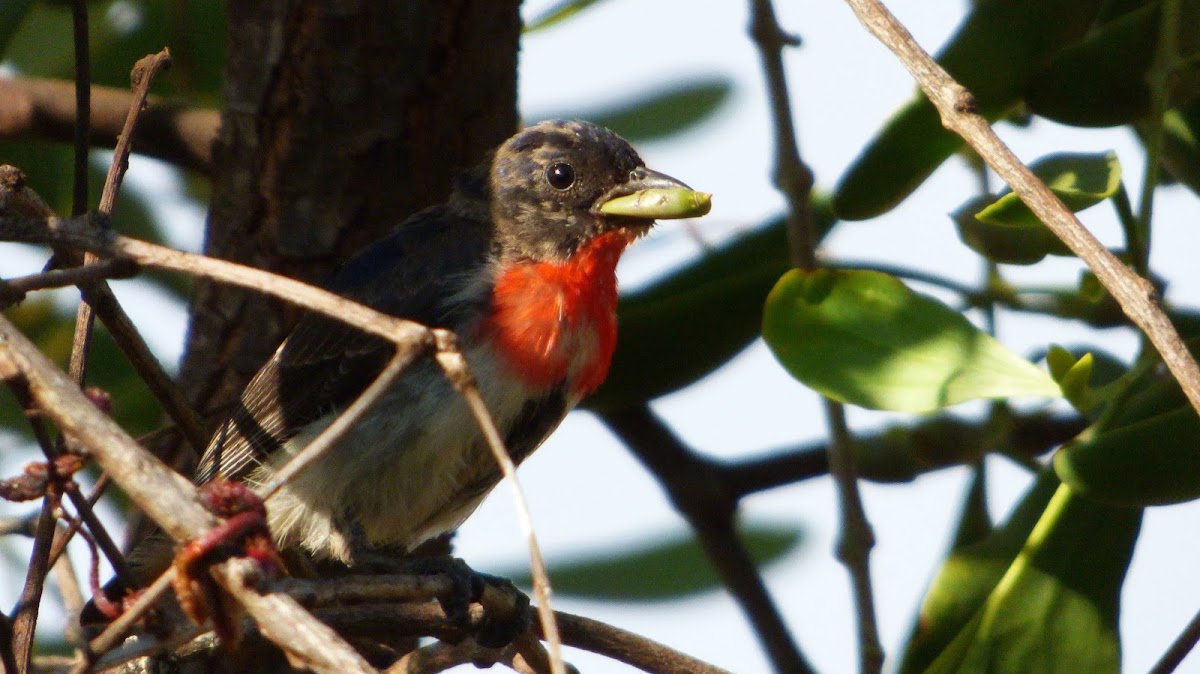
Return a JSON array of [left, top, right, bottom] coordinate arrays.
[[0, 77, 218, 175], [841, 0, 1200, 423], [602, 405, 813, 674]]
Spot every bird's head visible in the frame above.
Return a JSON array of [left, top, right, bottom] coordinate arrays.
[[487, 119, 709, 263]]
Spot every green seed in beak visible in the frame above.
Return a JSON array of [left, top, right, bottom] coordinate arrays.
[[599, 188, 712, 219]]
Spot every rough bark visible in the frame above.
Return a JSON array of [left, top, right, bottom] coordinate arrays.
[[179, 0, 521, 435]]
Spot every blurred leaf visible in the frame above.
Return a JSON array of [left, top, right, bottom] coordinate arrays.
[[524, 0, 607, 32], [1151, 99, 1200, 197], [1025, 0, 1200, 127], [499, 523, 803, 601], [0, 0, 36, 57], [955, 152, 1120, 265], [551, 77, 733, 144], [763, 268, 1061, 412], [0, 139, 73, 213], [833, 0, 1108, 219], [6, 0, 226, 99], [2, 4, 75, 77], [588, 199, 837, 413], [1, 299, 163, 436], [951, 463, 993, 550], [901, 472, 1140, 674]]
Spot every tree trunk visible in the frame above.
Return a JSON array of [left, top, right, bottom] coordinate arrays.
[[179, 0, 521, 437]]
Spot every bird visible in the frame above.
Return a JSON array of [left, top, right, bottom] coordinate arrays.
[[185, 119, 709, 566]]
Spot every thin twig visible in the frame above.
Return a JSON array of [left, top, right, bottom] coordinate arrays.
[[1134, 0, 1180, 275], [50, 527, 88, 649], [98, 51, 173, 215], [552, 611, 735, 674], [749, 0, 882, 669], [840, 0, 1200, 422], [69, 0, 90, 219], [81, 569, 176, 666], [10, 497, 57, 674], [432, 330, 566, 674], [0, 258, 139, 307], [1148, 604, 1200, 674], [0, 317, 374, 674], [261, 351, 417, 500], [8, 385, 67, 674]]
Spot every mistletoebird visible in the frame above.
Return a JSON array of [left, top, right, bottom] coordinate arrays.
[[191, 120, 711, 564]]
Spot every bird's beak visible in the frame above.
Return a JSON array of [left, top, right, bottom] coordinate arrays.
[[594, 167, 712, 220]]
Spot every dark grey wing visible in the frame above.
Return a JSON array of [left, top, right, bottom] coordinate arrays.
[[196, 206, 493, 484]]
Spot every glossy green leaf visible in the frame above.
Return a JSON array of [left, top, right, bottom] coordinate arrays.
[[902, 473, 1140, 674], [980, 152, 1121, 225], [954, 195, 1070, 265], [955, 152, 1120, 264], [588, 199, 839, 412], [551, 77, 733, 144], [524, 0, 607, 32], [763, 268, 1061, 412], [833, 0, 1107, 219], [1056, 404, 1200, 506], [499, 523, 803, 601]]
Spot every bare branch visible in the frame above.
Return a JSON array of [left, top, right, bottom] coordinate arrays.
[[0, 316, 374, 674], [554, 611, 735, 674], [0, 77, 217, 174], [602, 405, 810, 674], [432, 330, 566, 674], [748, 0, 881, 668]]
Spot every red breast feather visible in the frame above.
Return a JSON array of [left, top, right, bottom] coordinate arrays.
[[488, 230, 634, 396]]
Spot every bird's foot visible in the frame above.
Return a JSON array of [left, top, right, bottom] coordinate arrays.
[[172, 480, 284, 645], [343, 553, 531, 648]]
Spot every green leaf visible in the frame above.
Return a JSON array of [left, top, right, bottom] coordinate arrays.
[[1046, 346, 1097, 411], [1025, 1, 1200, 127], [524, 0, 607, 32], [980, 152, 1121, 225], [551, 77, 733, 144], [498, 523, 803, 601], [901, 472, 1140, 674], [955, 152, 1120, 264], [1151, 99, 1200, 198], [1056, 404, 1200, 506], [762, 268, 1062, 412], [832, 0, 1108, 219], [0, 0, 36, 57], [951, 463, 993, 550]]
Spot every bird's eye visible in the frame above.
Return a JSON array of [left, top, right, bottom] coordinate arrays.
[[546, 162, 575, 191]]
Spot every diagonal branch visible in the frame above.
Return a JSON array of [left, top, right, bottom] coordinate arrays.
[[602, 405, 813, 674], [841, 0, 1200, 422], [0, 315, 376, 674]]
